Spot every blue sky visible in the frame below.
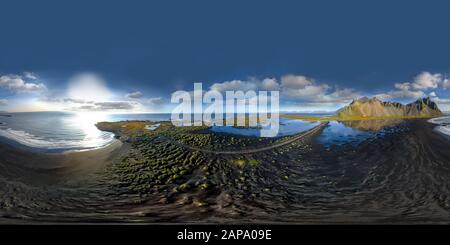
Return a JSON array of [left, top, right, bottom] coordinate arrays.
[[1, 0, 450, 112]]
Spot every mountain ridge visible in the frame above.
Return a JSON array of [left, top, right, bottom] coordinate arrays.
[[336, 97, 443, 119]]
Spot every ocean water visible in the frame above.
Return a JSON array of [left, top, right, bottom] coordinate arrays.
[[0, 112, 322, 151], [428, 116, 450, 137], [0, 112, 171, 152]]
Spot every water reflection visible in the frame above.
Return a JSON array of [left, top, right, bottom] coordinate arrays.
[[210, 118, 320, 137], [317, 119, 403, 147], [70, 112, 113, 148], [339, 119, 403, 131]]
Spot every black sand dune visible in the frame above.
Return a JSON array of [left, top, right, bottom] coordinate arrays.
[[0, 119, 449, 224]]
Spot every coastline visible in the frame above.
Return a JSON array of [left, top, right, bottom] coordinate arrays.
[[1, 118, 450, 223], [0, 138, 128, 183], [51, 139, 128, 176], [0, 129, 116, 154], [0, 115, 447, 178]]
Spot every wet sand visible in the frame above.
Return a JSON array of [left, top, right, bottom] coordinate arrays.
[[0, 139, 132, 223], [0, 139, 126, 182], [0, 119, 450, 224]]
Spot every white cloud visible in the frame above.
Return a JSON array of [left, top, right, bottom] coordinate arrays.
[[93, 101, 138, 110], [434, 97, 450, 105], [373, 71, 450, 103], [126, 91, 143, 99], [442, 78, 450, 90], [0, 74, 47, 93], [322, 88, 360, 103], [209, 78, 280, 93], [427, 96, 450, 111], [394, 82, 411, 91], [412, 72, 441, 90], [0, 99, 8, 106], [70, 101, 141, 111], [210, 80, 258, 92], [280, 75, 357, 103], [203, 75, 358, 107], [281, 75, 314, 90], [145, 97, 165, 106], [282, 82, 329, 98], [31, 71, 450, 113], [24, 72, 38, 80], [281, 75, 327, 99], [63, 98, 94, 104], [76, 105, 96, 111], [260, 78, 280, 90], [376, 72, 441, 100], [375, 90, 426, 100]]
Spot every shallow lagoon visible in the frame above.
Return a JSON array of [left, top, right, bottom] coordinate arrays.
[[316, 121, 373, 147], [209, 117, 405, 147], [210, 118, 320, 137], [317, 119, 404, 147]]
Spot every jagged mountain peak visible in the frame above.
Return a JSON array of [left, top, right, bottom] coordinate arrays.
[[337, 97, 442, 119]]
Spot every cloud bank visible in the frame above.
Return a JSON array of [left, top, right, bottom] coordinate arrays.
[[207, 74, 359, 107], [0, 74, 47, 93], [376, 72, 447, 101], [0, 99, 8, 106], [2, 70, 450, 112], [126, 91, 143, 99]]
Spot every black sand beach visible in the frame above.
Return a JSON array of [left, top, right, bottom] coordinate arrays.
[[0, 119, 449, 224]]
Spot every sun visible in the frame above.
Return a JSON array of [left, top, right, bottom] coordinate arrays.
[[67, 73, 113, 102]]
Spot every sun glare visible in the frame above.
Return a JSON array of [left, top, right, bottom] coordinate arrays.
[[67, 73, 113, 102], [74, 111, 110, 140]]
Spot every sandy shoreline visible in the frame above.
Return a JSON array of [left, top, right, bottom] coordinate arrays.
[[52, 139, 128, 176], [0, 138, 128, 184]]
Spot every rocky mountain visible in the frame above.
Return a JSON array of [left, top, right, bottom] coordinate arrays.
[[336, 97, 443, 119]]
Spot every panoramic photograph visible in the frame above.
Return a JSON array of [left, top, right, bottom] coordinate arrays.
[[1, 0, 450, 235]]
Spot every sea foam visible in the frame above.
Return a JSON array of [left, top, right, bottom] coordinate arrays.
[[428, 116, 450, 137], [0, 127, 114, 151]]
